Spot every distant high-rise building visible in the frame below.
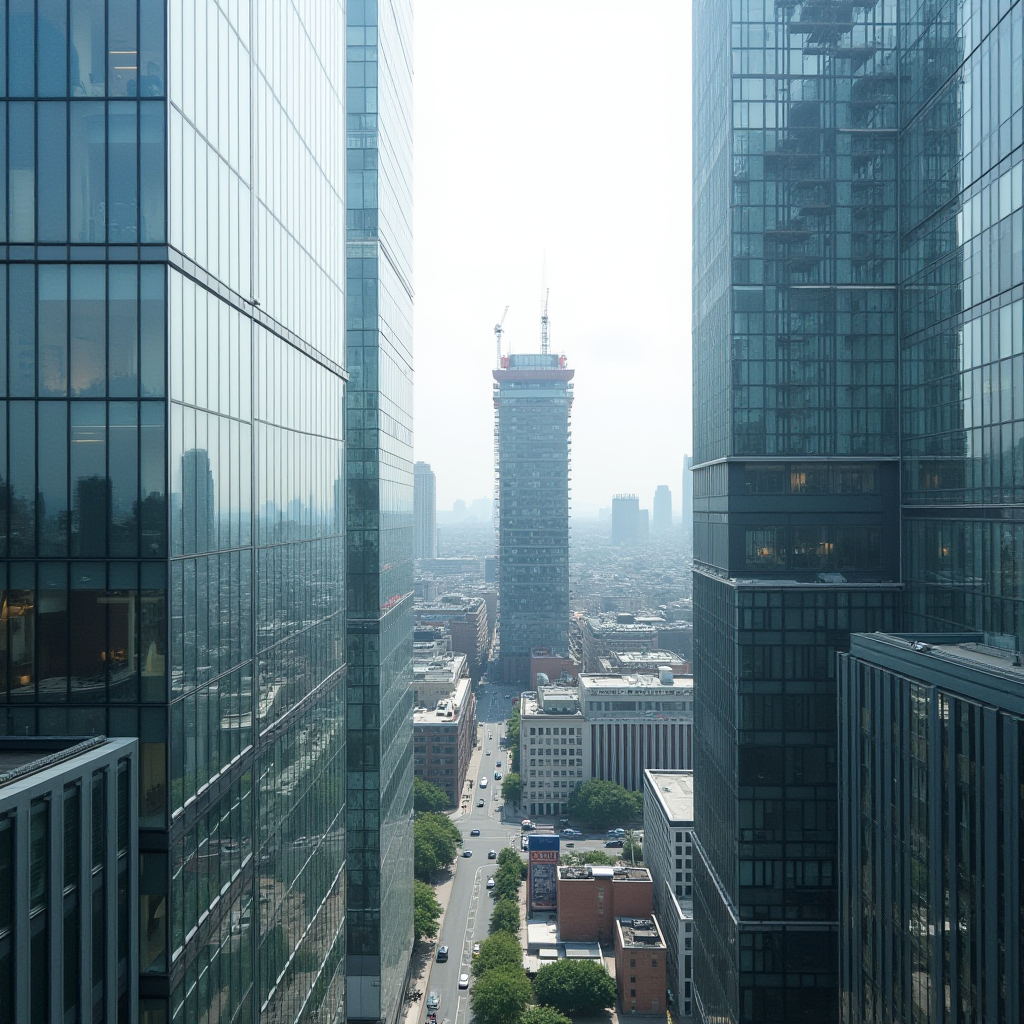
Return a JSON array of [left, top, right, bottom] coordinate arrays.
[[346, 1, 416, 1020], [681, 456, 693, 551], [612, 494, 641, 546], [495, 352, 573, 685], [652, 485, 672, 533], [0, 4, 350, 1020], [414, 461, 438, 559]]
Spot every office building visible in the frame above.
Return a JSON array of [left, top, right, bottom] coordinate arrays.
[[412, 648, 468, 710], [345, 1, 416, 1020], [519, 687, 586, 818], [653, 486, 672, 534], [643, 770, 695, 1020], [611, 494, 641, 546], [412, 677, 476, 810], [693, 1, 1024, 1020], [519, 672, 694, 817], [580, 672, 694, 790], [494, 352, 573, 685], [681, 456, 692, 552], [0, 736, 137, 1024], [414, 595, 490, 680], [413, 462, 437, 560], [0, 4, 350, 1021], [692, 1, 904, 1019], [581, 614, 660, 672], [614, 917, 668, 1016], [838, 632, 1024, 1024]]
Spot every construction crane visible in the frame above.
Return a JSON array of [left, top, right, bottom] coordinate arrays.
[[494, 305, 509, 367], [540, 288, 550, 354]]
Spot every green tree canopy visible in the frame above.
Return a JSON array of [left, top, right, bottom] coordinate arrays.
[[532, 959, 618, 1017], [491, 861, 523, 902], [566, 779, 643, 831], [497, 848, 526, 879], [413, 813, 462, 880], [519, 1007, 573, 1024], [470, 968, 533, 1024], [413, 881, 443, 943], [489, 898, 521, 936], [621, 837, 643, 864], [506, 702, 521, 772], [471, 931, 524, 979], [560, 849, 617, 868], [500, 772, 522, 807], [414, 777, 451, 814]]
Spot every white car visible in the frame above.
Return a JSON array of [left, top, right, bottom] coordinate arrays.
[[486, 876, 495, 888], [459, 974, 470, 989]]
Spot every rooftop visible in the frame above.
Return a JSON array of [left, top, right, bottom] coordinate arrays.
[[413, 676, 473, 725], [521, 687, 582, 717], [617, 916, 667, 949], [579, 673, 694, 691], [644, 770, 694, 825], [0, 736, 107, 788], [558, 865, 651, 882]]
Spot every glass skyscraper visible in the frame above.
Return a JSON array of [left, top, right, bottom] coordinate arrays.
[[345, 2, 415, 1023], [494, 352, 573, 686], [0, 4, 348, 1023], [692, 1, 1024, 1022]]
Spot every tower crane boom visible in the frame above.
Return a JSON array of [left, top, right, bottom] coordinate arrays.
[[494, 305, 509, 367]]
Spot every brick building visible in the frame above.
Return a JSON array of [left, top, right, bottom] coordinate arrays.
[[414, 595, 491, 680], [556, 864, 653, 944], [614, 916, 667, 1015], [412, 676, 476, 807]]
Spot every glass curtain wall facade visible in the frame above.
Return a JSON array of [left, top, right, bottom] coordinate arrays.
[[838, 632, 1024, 1024], [0, 3, 349, 1023], [494, 353, 572, 686], [345, 2, 415, 1022], [901, 3, 1024, 638], [692, 1, 904, 1020]]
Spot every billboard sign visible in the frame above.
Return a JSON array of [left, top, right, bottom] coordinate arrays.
[[528, 834, 560, 911]]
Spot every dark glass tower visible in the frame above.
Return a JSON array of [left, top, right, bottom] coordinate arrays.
[[691, 2, 903, 1020], [494, 352, 572, 685], [345, 2, 415, 1022], [0, 4, 348, 1023]]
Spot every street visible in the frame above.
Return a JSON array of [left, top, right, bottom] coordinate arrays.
[[417, 682, 521, 1024]]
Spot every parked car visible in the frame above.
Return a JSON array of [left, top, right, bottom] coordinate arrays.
[[486, 877, 495, 889], [488, 849, 497, 859], [606, 828, 626, 837], [463, 849, 473, 857], [605, 839, 624, 848], [561, 828, 582, 838], [436, 946, 449, 963], [470, 828, 481, 837], [459, 974, 470, 989], [472, 942, 481, 957]]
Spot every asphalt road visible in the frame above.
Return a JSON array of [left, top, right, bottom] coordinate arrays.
[[420, 683, 522, 1024], [419, 684, 643, 1024]]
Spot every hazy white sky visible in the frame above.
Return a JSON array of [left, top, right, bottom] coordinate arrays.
[[413, 1, 691, 517]]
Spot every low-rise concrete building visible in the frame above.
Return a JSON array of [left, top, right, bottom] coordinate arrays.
[[412, 649, 468, 709], [614, 916, 667, 1015], [415, 595, 490, 679], [556, 864, 653, 944], [413, 677, 476, 807], [520, 672, 695, 817], [643, 769, 695, 1019]]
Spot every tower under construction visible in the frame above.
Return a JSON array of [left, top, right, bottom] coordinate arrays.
[[493, 351, 573, 685]]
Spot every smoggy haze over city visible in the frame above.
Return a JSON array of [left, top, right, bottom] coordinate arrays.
[[414, 1, 693, 516]]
